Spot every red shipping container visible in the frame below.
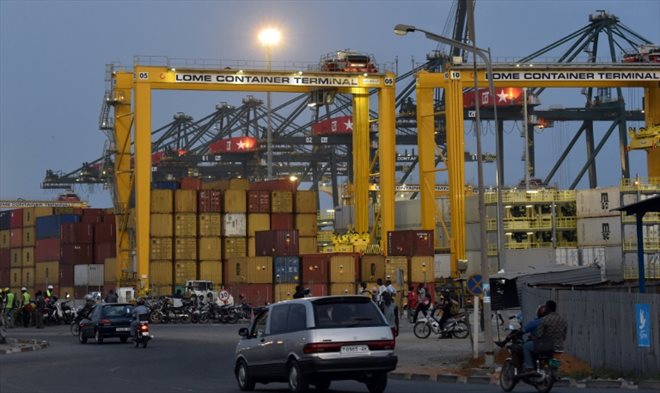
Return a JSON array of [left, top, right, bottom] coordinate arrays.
[[303, 282, 328, 297], [228, 283, 273, 306], [61, 222, 94, 244], [255, 230, 299, 256], [10, 209, 23, 229], [59, 264, 75, 286], [0, 249, 10, 270], [270, 213, 294, 230], [181, 177, 203, 190], [102, 213, 116, 223], [83, 208, 105, 216], [247, 190, 271, 213], [10, 228, 23, 248], [74, 286, 89, 299], [208, 136, 257, 154], [198, 190, 222, 213], [311, 115, 353, 136], [410, 230, 434, 256], [250, 179, 298, 192], [0, 268, 9, 288], [81, 214, 103, 223], [36, 238, 61, 262], [60, 243, 93, 264], [301, 254, 330, 282], [387, 230, 434, 256], [94, 242, 117, 263], [94, 221, 116, 243]]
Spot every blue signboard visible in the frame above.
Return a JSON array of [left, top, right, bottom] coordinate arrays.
[[636, 304, 651, 348], [466, 274, 483, 296]]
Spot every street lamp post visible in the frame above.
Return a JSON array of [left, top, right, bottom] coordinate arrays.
[[393, 23, 499, 366], [258, 28, 281, 180]]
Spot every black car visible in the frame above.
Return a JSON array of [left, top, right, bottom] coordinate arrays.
[[79, 303, 135, 344]]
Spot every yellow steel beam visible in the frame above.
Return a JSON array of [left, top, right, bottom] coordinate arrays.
[[134, 72, 152, 294], [416, 82, 436, 233], [352, 92, 370, 232], [378, 73, 396, 252]]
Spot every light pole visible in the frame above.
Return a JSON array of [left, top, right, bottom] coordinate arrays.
[[393, 23, 499, 366], [258, 27, 281, 179]]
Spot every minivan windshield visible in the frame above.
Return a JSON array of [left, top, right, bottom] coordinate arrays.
[[312, 297, 386, 328]]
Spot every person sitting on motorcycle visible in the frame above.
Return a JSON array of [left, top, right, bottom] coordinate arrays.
[[497, 304, 546, 369], [436, 290, 454, 335], [131, 298, 150, 337], [78, 294, 96, 320], [522, 300, 567, 372]]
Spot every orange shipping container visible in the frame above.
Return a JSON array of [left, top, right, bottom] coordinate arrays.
[[151, 214, 173, 237], [271, 191, 293, 213], [246, 256, 273, 284], [175, 214, 197, 237], [224, 189, 247, 213], [150, 237, 173, 261], [199, 237, 221, 260], [199, 213, 221, 237], [299, 237, 318, 254], [0, 230, 9, 249], [202, 179, 229, 190], [225, 257, 247, 283], [223, 237, 247, 258], [175, 261, 197, 285], [10, 248, 21, 268], [247, 213, 270, 237], [151, 189, 173, 213], [274, 283, 297, 302], [21, 247, 35, 267], [248, 237, 256, 257], [360, 255, 386, 282], [22, 268, 35, 288], [152, 285, 174, 297], [36, 261, 59, 285], [410, 256, 435, 283], [175, 189, 198, 213], [229, 178, 250, 190], [104, 258, 117, 283], [175, 238, 197, 260], [59, 286, 74, 299], [150, 261, 173, 286], [295, 214, 318, 237], [23, 207, 53, 227], [329, 254, 357, 283], [295, 190, 318, 213], [22, 227, 35, 247], [199, 260, 222, 284], [330, 283, 356, 295], [385, 256, 409, 286], [10, 267, 21, 288]]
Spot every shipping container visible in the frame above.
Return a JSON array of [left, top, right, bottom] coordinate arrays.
[[199, 260, 222, 284], [52, 207, 83, 215], [60, 222, 94, 244], [35, 261, 59, 285], [223, 214, 247, 237], [434, 254, 451, 279], [329, 283, 355, 295], [175, 189, 198, 213], [104, 258, 118, 284], [150, 237, 173, 260], [0, 249, 9, 270], [299, 237, 318, 254], [271, 191, 293, 213], [250, 179, 297, 192], [247, 190, 271, 213], [223, 237, 247, 258], [22, 227, 35, 247], [10, 248, 21, 268], [295, 214, 318, 237], [303, 282, 328, 297], [80, 214, 103, 224], [274, 283, 297, 302], [175, 238, 197, 260], [150, 261, 173, 286], [151, 214, 174, 237], [23, 207, 53, 227], [274, 256, 300, 283], [410, 256, 435, 283], [576, 187, 621, 218], [202, 179, 229, 190], [94, 242, 116, 263], [22, 267, 35, 288], [94, 221, 116, 243], [246, 256, 274, 284], [301, 254, 330, 282], [0, 229, 9, 248], [255, 230, 299, 256], [74, 264, 104, 286], [10, 228, 22, 248], [360, 255, 385, 282], [199, 213, 222, 237], [59, 286, 74, 299], [555, 247, 580, 266], [152, 181, 179, 190], [21, 247, 35, 267], [174, 261, 197, 285], [0, 211, 10, 230], [0, 268, 8, 288], [230, 283, 272, 306], [385, 256, 409, 285], [83, 208, 105, 217], [175, 213, 197, 237], [247, 213, 270, 237], [271, 213, 294, 230], [229, 178, 251, 190], [224, 257, 247, 284], [151, 189, 174, 213], [199, 237, 221, 260], [36, 214, 80, 240], [295, 190, 318, 213], [35, 238, 60, 262], [198, 190, 222, 213], [248, 237, 256, 257], [10, 267, 21, 288], [180, 177, 203, 190], [329, 254, 358, 283], [61, 243, 94, 264], [224, 189, 247, 213], [577, 216, 622, 246], [10, 209, 23, 229]]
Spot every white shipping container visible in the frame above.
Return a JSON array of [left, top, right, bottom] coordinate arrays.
[[434, 254, 451, 279], [223, 213, 247, 237], [577, 216, 622, 246], [395, 200, 421, 228], [74, 264, 104, 286], [465, 223, 481, 251], [555, 247, 579, 266], [465, 195, 480, 224], [579, 247, 606, 267], [576, 187, 621, 218]]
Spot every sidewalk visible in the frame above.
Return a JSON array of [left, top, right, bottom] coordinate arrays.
[[0, 337, 49, 354]]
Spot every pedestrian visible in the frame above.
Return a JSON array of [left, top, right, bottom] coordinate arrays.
[[358, 281, 371, 297], [523, 300, 568, 372], [375, 278, 386, 305], [293, 285, 305, 299], [34, 290, 45, 329], [385, 279, 397, 297], [406, 284, 418, 319], [413, 283, 430, 323], [20, 287, 31, 328], [380, 291, 399, 337], [104, 289, 118, 303]]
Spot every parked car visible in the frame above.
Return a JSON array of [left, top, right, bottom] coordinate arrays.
[[78, 303, 135, 344], [234, 295, 397, 393]]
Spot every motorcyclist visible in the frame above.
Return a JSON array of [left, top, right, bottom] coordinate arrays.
[[522, 300, 567, 372], [78, 294, 96, 320], [131, 298, 150, 337]]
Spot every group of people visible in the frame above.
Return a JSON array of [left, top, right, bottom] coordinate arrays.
[[407, 283, 458, 336], [0, 285, 59, 329]]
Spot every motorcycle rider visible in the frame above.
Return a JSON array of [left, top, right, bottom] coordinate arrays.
[[522, 300, 567, 372], [20, 287, 31, 327], [78, 294, 96, 319], [131, 298, 150, 338], [45, 285, 54, 299], [4, 288, 16, 328]]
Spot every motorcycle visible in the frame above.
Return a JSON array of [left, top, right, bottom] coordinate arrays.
[[413, 312, 470, 339], [133, 321, 151, 348], [497, 329, 561, 393], [149, 298, 192, 324]]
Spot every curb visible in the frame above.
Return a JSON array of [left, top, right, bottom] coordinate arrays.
[[0, 338, 49, 355]]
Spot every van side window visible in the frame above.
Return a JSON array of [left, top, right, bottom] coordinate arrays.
[[286, 304, 307, 332], [269, 305, 289, 335], [252, 309, 269, 337]]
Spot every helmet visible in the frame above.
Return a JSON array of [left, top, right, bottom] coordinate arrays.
[[47, 285, 54, 290], [84, 294, 93, 301], [21, 287, 27, 292]]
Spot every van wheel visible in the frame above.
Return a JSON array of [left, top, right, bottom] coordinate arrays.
[[287, 360, 308, 393], [366, 372, 387, 393], [235, 360, 255, 391]]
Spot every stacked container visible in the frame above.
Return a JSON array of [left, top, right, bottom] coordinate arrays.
[[174, 189, 198, 290], [0, 211, 11, 292], [301, 253, 330, 297], [34, 213, 81, 296], [198, 190, 223, 285], [149, 188, 174, 295], [328, 253, 359, 295], [295, 190, 318, 254]]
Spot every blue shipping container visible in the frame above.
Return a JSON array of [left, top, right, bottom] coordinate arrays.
[[151, 181, 179, 190], [36, 214, 80, 240], [273, 256, 300, 283], [0, 211, 10, 230]]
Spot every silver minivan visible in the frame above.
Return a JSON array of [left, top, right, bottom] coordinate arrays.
[[234, 295, 398, 393]]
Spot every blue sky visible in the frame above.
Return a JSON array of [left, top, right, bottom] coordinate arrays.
[[1, 0, 659, 208]]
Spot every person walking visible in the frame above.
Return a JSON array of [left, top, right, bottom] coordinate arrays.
[[34, 290, 45, 329], [412, 283, 430, 323], [358, 281, 371, 297], [20, 287, 32, 328], [292, 285, 306, 299], [380, 291, 399, 337], [5, 288, 15, 328]]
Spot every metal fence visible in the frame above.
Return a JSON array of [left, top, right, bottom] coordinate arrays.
[[520, 286, 660, 376]]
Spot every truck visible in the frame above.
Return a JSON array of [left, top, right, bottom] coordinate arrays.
[[184, 280, 218, 301]]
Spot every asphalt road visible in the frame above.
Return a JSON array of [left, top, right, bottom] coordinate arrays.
[[0, 323, 636, 393]]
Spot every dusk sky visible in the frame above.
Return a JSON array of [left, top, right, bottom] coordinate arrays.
[[1, 0, 659, 209]]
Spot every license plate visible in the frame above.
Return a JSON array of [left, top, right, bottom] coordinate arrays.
[[116, 327, 130, 332], [340, 345, 369, 354]]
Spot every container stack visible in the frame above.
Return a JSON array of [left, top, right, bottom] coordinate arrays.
[[174, 188, 198, 292], [301, 254, 330, 297], [35, 212, 82, 297], [198, 189, 223, 287], [149, 187, 175, 296], [329, 253, 359, 295], [0, 211, 10, 290], [386, 229, 435, 294]]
